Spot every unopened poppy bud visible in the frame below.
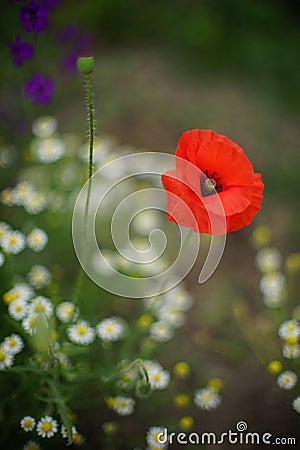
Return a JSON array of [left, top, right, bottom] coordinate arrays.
[[77, 57, 94, 75]]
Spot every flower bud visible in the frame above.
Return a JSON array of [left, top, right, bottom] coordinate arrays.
[[77, 57, 94, 75]]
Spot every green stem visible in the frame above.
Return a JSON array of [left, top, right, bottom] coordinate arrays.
[[73, 73, 95, 304], [136, 359, 149, 384], [84, 73, 94, 224]]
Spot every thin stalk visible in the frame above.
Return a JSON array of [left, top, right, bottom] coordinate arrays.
[[73, 71, 95, 305]]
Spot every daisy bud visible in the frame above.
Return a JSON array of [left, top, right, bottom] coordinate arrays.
[[267, 360, 282, 375]]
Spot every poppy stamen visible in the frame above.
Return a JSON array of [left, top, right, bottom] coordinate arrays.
[[201, 170, 223, 196]]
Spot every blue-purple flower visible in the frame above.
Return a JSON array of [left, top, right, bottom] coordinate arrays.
[[59, 26, 94, 74], [20, 0, 49, 33], [8, 35, 34, 66], [25, 74, 54, 104]]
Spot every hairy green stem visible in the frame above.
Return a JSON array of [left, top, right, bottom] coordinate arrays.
[[73, 72, 95, 304]]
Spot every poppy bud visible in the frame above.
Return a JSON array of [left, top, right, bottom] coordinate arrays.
[[77, 57, 94, 75]]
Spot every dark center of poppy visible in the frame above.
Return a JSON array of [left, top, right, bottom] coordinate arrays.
[[200, 170, 224, 196]]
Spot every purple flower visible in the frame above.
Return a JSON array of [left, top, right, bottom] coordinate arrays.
[[8, 35, 34, 66], [61, 52, 79, 75], [20, 0, 49, 33], [58, 25, 94, 75], [25, 74, 54, 104]]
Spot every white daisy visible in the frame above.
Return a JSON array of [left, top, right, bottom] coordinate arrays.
[[97, 317, 126, 342], [79, 137, 111, 166], [277, 371, 297, 390], [256, 247, 282, 273], [156, 306, 185, 328], [8, 282, 34, 302], [56, 352, 72, 370], [112, 396, 135, 416], [0, 345, 14, 370], [259, 272, 286, 298], [67, 320, 95, 345], [194, 387, 222, 411], [282, 344, 300, 359], [23, 440, 40, 450], [20, 416, 36, 432], [278, 320, 300, 340], [28, 265, 51, 289], [166, 287, 194, 311], [262, 292, 285, 308], [22, 314, 38, 335], [56, 301, 78, 323], [8, 298, 28, 321], [14, 182, 35, 206], [149, 321, 174, 342], [28, 296, 53, 318], [61, 424, 76, 439], [0, 187, 15, 206], [0, 251, 5, 267], [3, 334, 24, 354], [1, 230, 26, 254], [292, 396, 300, 414], [148, 366, 170, 390], [0, 221, 11, 243], [146, 426, 167, 448], [36, 415, 58, 438], [27, 228, 48, 252], [32, 115, 57, 138], [23, 191, 47, 214], [31, 137, 65, 163]]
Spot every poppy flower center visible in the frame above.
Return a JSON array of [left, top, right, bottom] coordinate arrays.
[[201, 170, 224, 196]]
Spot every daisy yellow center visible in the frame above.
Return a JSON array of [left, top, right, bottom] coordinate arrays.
[[9, 236, 17, 245], [41, 422, 52, 432], [119, 400, 128, 408], [3, 292, 14, 304], [73, 432, 84, 444], [63, 305, 73, 316], [153, 373, 161, 381], [77, 324, 87, 335], [287, 324, 296, 331], [105, 324, 114, 333], [174, 394, 190, 407], [34, 303, 46, 313], [27, 445, 37, 450], [203, 391, 214, 401], [285, 336, 298, 345], [106, 397, 115, 408], [23, 418, 33, 427], [8, 338, 17, 347], [154, 432, 162, 442], [29, 317, 37, 327], [0, 351, 6, 362], [16, 304, 23, 312]]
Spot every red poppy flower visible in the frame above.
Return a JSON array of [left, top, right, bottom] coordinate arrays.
[[162, 129, 264, 235]]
